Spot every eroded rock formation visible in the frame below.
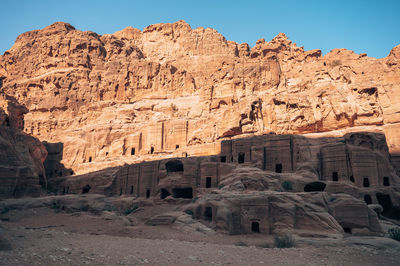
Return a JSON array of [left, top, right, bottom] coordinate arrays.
[[1, 21, 399, 175], [0, 21, 399, 236], [0, 93, 47, 198]]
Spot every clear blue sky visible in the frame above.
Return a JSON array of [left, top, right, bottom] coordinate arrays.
[[0, 0, 399, 58]]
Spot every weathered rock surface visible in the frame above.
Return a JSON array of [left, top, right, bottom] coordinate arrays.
[[0, 21, 400, 238], [0, 93, 47, 198], [0, 21, 399, 175], [187, 191, 383, 235]]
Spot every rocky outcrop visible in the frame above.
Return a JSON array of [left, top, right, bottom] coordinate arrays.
[[187, 191, 383, 236], [0, 21, 399, 175], [0, 93, 47, 198]]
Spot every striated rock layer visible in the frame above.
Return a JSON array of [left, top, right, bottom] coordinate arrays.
[[0, 21, 399, 176], [0, 21, 400, 237]]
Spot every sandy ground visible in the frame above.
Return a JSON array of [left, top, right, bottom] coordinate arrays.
[[1, 195, 400, 265]]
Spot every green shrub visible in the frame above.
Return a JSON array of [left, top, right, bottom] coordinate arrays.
[[0, 207, 10, 215], [274, 234, 295, 248], [184, 209, 193, 216], [123, 205, 138, 216], [235, 240, 248, 247], [281, 181, 293, 191], [256, 243, 270, 248], [218, 184, 225, 189], [388, 227, 400, 241], [191, 197, 199, 203]]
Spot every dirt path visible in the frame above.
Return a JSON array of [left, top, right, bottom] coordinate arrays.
[[1, 225, 400, 266]]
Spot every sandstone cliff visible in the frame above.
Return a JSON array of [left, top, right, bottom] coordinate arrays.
[[0, 20, 399, 178]]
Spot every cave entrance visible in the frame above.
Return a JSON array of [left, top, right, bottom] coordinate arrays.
[[172, 187, 193, 199], [206, 177, 212, 188], [4, 117, 10, 127], [238, 153, 245, 164], [363, 177, 370, 187], [150, 147, 154, 154], [376, 193, 397, 218], [130, 185, 134, 195], [131, 148, 135, 155], [332, 172, 338, 181], [350, 175, 355, 183], [146, 189, 151, 198], [343, 227, 352, 234], [166, 160, 184, 173], [82, 184, 91, 194], [88, 156, 92, 163], [204, 207, 212, 221], [383, 177, 390, 186], [304, 181, 326, 192], [251, 221, 260, 233], [160, 188, 171, 199], [364, 194, 372, 204], [220, 156, 226, 163], [275, 163, 282, 173]]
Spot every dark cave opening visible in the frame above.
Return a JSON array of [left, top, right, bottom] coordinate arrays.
[[172, 187, 193, 199]]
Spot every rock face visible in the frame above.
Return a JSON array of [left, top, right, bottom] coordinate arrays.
[[187, 191, 383, 236], [0, 93, 47, 198], [0, 21, 399, 236], [0, 21, 399, 175]]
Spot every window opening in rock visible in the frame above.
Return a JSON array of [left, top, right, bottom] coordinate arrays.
[[204, 207, 212, 221], [82, 184, 91, 194], [105, 152, 109, 156], [5, 117, 9, 127], [251, 221, 260, 233], [231, 156, 234, 162], [238, 153, 245, 164], [130, 185, 134, 195], [166, 160, 184, 173], [131, 148, 135, 155], [363, 177, 370, 187], [304, 181, 326, 192], [383, 177, 390, 186], [66, 186, 69, 194], [175, 145, 179, 149], [343, 227, 352, 234], [350, 175, 355, 183], [206, 177, 212, 188], [172, 187, 193, 199], [150, 147, 154, 154], [332, 172, 338, 181], [364, 194, 372, 204], [146, 189, 151, 198], [160, 189, 171, 199], [220, 156, 226, 163], [120, 187, 122, 195], [88, 156, 92, 163], [275, 163, 282, 173]]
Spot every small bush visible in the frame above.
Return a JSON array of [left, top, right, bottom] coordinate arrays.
[[282, 181, 293, 191], [256, 243, 270, 248], [184, 209, 193, 216], [235, 240, 248, 247], [388, 227, 400, 241], [191, 197, 199, 203], [274, 234, 295, 248], [218, 184, 225, 189], [0, 207, 10, 215], [123, 205, 138, 216]]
